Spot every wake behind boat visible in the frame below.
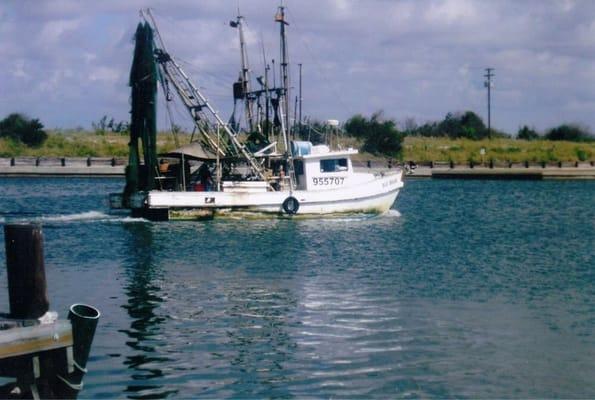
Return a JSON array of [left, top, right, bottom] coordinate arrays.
[[110, 7, 403, 221]]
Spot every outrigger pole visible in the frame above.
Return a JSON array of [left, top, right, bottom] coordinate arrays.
[[141, 9, 267, 182], [275, 5, 296, 191]]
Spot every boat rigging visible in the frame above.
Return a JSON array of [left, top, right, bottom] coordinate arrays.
[[110, 6, 404, 220]]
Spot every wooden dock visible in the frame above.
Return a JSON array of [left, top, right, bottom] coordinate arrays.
[[0, 321, 72, 361], [0, 224, 99, 399]]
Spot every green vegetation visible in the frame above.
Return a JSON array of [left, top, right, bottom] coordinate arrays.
[[402, 136, 594, 163], [344, 112, 404, 156], [1, 111, 594, 163], [0, 130, 177, 158], [402, 111, 508, 140], [92, 115, 130, 135], [517, 125, 540, 140], [545, 124, 594, 142], [0, 113, 48, 147]]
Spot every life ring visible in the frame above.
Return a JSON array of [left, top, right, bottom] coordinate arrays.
[[282, 196, 299, 215]]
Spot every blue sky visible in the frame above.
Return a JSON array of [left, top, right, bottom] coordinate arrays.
[[2, 0, 595, 134]]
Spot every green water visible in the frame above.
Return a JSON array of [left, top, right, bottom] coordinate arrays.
[[0, 178, 593, 398]]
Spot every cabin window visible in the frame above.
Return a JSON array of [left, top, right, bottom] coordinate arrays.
[[320, 158, 348, 173], [294, 160, 304, 175]]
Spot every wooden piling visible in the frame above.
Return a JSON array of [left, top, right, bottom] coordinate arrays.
[[4, 224, 49, 319], [1, 224, 99, 399]]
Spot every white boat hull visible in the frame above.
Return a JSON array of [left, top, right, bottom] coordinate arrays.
[[145, 170, 403, 219]]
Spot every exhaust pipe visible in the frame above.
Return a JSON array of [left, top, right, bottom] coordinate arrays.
[[54, 304, 100, 398]]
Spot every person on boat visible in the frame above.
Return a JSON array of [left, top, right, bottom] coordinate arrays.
[[197, 163, 213, 191]]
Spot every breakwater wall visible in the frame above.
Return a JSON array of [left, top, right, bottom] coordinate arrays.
[[355, 160, 595, 180], [1, 157, 595, 179], [0, 157, 126, 177]]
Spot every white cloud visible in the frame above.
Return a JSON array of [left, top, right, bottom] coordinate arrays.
[[1, 0, 595, 132], [425, 0, 479, 25], [38, 18, 82, 45], [11, 59, 29, 79], [89, 66, 120, 83]]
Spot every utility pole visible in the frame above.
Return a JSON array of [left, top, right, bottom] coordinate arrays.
[[484, 67, 494, 139]]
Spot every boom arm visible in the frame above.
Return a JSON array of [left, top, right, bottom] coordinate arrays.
[[142, 9, 267, 181]]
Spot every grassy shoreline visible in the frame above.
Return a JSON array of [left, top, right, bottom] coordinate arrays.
[[402, 137, 594, 164], [0, 131, 179, 158], [1, 131, 594, 163]]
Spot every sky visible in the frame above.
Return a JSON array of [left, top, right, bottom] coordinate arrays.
[[2, 0, 595, 134]]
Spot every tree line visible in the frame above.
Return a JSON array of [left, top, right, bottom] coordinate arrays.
[[2, 111, 594, 159], [333, 110, 594, 157]]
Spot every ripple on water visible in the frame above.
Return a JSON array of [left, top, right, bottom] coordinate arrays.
[[0, 178, 593, 398]]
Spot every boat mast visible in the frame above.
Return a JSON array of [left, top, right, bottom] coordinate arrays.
[[261, 40, 271, 139], [264, 69, 271, 139], [298, 63, 302, 129], [276, 6, 291, 140], [275, 5, 296, 191], [231, 12, 254, 132]]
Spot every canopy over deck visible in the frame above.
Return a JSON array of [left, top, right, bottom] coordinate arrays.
[[160, 141, 218, 161]]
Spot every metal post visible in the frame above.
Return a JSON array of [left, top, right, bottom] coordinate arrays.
[[264, 64, 270, 140], [293, 95, 298, 135], [298, 63, 302, 129], [54, 303, 100, 398], [216, 123, 221, 192], [181, 153, 186, 191]]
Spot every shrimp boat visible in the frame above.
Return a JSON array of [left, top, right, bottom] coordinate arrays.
[[110, 8, 403, 220]]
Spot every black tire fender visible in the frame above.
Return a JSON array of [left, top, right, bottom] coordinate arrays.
[[282, 196, 299, 215]]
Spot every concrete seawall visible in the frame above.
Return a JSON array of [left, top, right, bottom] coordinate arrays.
[[409, 167, 595, 180], [0, 157, 125, 177], [356, 160, 595, 180], [2, 157, 595, 179]]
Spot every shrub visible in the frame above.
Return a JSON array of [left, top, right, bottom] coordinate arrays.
[[92, 115, 130, 136], [0, 113, 48, 147], [545, 124, 594, 142], [404, 111, 490, 140], [517, 125, 540, 140], [575, 148, 590, 161], [342, 114, 370, 139], [344, 111, 404, 156]]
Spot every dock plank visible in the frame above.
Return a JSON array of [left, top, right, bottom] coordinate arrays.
[[0, 321, 72, 360]]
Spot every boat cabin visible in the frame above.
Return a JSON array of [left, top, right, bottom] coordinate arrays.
[[291, 141, 357, 191]]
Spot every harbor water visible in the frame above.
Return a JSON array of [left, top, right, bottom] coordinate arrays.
[[0, 177, 593, 398]]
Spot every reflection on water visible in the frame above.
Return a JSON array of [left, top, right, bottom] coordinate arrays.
[[224, 285, 296, 398], [120, 223, 176, 399], [1, 178, 593, 398], [117, 222, 304, 398]]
